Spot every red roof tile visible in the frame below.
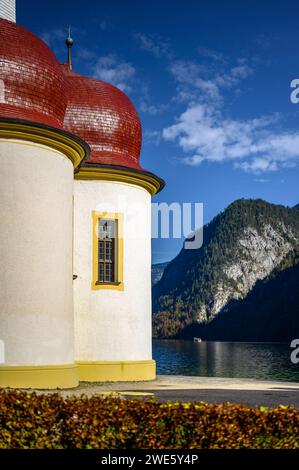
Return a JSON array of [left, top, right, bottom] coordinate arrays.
[[0, 19, 68, 128], [62, 66, 143, 169]]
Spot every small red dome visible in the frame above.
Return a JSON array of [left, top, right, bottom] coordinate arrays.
[[62, 66, 142, 169], [0, 19, 68, 128]]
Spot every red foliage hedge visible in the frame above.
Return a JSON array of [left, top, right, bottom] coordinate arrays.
[[0, 391, 298, 449]]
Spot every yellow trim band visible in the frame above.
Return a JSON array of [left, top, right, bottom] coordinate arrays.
[[0, 364, 79, 389], [77, 360, 156, 382], [0, 121, 87, 170], [75, 166, 162, 196], [92, 211, 124, 291]]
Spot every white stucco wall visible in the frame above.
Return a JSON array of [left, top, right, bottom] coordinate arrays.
[[0, 0, 16, 22], [0, 139, 74, 365], [73, 180, 152, 362]]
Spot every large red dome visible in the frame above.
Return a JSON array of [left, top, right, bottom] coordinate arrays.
[[0, 19, 68, 128], [62, 66, 142, 169]]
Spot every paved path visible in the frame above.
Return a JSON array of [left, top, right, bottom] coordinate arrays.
[[130, 388, 299, 407], [33, 375, 299, 407]]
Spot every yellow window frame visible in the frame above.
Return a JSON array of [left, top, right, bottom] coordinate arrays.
[[92, 211, 124, 291]]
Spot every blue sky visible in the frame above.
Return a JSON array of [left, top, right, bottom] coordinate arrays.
[[19, 0, 299, 262]]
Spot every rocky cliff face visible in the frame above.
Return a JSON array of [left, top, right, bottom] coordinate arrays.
[[199, 223, 297, 322], [152, 262, 169, 286], [153, 199, 299, 338], [179, 248, 299, 342]]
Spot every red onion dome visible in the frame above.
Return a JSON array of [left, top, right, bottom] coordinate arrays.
[[0, 19, 68, 128], [62, 66, 142, 169]]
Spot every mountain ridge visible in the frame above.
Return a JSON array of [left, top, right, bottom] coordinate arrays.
[[153, 198, 299, 339]]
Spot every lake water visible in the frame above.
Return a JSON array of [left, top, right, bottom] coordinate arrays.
[[153, 340, 299, 382]]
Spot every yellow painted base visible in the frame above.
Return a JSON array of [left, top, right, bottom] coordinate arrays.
[[77, 360, 156, 382], [0, 364, 79, 389]]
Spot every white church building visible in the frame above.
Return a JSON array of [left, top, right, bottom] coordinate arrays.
[[0, 1, 164, 389]]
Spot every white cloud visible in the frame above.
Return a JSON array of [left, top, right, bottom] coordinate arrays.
[[137, 82, 169, 115], [169, 59, 254, 106], [231, 64, 253, 79], [197, 46, 225, 63], [235, 158, 278, 173], [92, 54, 136, 92], [134, 33, 173, 59], [75, 48, 97, 61], [215, 64, 253, 88], [163, 51, 299, 174], [163, 103, 299, 173], [170, 61, 219, 98], [143, 130, 162, 145], [41, 28, 66, 48], [139, 100, 168, 115], [254, 178, 270, 183]]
